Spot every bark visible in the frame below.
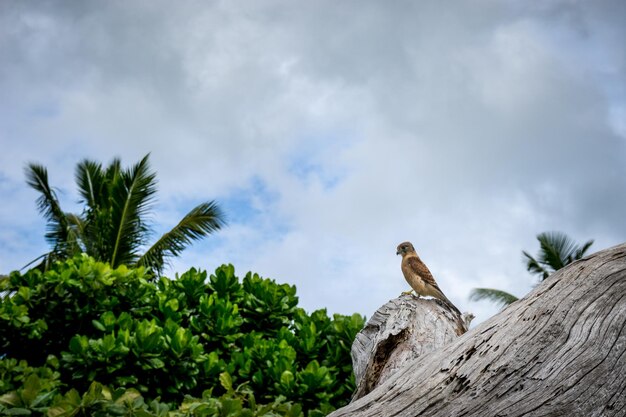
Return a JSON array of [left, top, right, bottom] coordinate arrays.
[[331, 242, 626, 417], [350, 295, 468, 401]]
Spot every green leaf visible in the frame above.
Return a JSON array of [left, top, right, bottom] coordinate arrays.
[[146, 358, 165, 369], [102, 311, 117, 329], [103, 403, 127, 416], [219, 372, 233, 392], [0, 392, 20, 407], [280, 370, 294, 386], [62, 389, 81, 407], [21, 374, 41, 405], [3, 408, 32, 415], [220, 397, 244, 416], [113, 388, 142, 405], [31, 390, 57, 408], [17, 287, 31, 302], [166, 298, 179, 312], [92, 320, 106, 331]]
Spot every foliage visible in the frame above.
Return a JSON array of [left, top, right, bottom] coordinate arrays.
[[0, 256, 365, 416], [468, 288, 518, 309], [1, 374, 305, 417], [522, 231, 593, 280], [25, 154, 226, 274], [470, 231, 594, 309]]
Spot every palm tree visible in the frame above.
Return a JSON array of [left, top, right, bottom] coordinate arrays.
[[470, 232, 593, 309], [522, 231, 594, 281], [25, 154, 226, 274]]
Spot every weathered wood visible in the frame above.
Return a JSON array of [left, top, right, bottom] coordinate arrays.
[[331, 242, 626, 417], [351, 295, 468, 401]]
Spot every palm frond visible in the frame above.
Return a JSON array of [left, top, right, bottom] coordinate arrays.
[[76, 160, 105, 209], [25, 163, 82, 260], [530, 232, 594, 280], [76, 160, 109, 258], [537, 232, 572, 271], [138, 201, 226, 274], [469, 288, 519, 309], [109, 154, 157, 267], [523, 250, 550, 280], [65, 213, 86, 252], [575, 239, 594, 261], [21, 253, 48, 271], [105, 158, 122, 183], [26, 164, 66, 242]]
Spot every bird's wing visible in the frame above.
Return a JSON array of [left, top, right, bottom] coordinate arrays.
[[406, 257, 461, 315], [407, 257, 442, 292]]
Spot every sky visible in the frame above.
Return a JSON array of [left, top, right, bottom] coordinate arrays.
[[1, 0, 624, 325]]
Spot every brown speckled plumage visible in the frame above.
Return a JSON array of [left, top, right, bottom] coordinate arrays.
[[396, 241, 461, 315]]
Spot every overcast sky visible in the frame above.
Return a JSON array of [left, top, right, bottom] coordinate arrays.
[[1, 0, 624, 325]]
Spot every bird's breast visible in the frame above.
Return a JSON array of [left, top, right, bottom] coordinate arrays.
[[401, 262, 428, 295]]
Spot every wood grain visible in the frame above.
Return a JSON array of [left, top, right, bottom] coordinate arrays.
[[351, 295, 467, 401]]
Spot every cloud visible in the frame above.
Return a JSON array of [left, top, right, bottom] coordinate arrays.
[[1, 0, 624, 324]]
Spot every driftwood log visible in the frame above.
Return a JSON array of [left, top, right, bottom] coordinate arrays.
[[331, 242, 626, 417], [350, 295, 469, 401]]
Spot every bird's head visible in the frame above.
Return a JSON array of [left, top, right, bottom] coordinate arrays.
[[396, 241, 415, 256]]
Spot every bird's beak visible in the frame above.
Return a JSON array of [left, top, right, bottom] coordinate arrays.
[[396, 250, 401, 255]]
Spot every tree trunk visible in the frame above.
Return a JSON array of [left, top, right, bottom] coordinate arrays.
[[331, 242, 626, 417], [350, 295, 469, 401]]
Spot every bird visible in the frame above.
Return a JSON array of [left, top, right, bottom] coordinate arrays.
[[396, 241, 461, 316]]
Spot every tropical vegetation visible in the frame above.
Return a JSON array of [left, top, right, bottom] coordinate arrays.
[[0, 256, 365, 416], [25, 154, 225, 275], [522, 231, 594, 280], [469, 231, 594, 308]]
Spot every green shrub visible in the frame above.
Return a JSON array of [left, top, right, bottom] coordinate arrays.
[[0, 255, 364, 416]]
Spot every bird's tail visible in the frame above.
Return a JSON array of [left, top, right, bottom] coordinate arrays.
[[436, 292, 468, 333], [437, 291, 462, 317]]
